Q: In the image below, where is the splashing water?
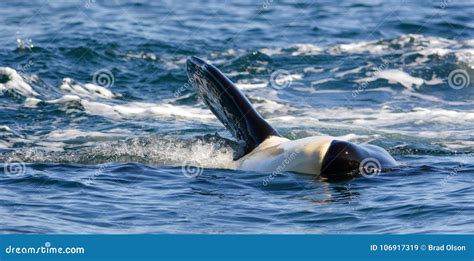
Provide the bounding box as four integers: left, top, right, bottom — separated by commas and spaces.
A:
0, 1, 473, 234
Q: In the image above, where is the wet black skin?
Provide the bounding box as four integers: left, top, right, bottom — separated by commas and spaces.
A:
187, 56, 279, 157
320, 140, 397, 180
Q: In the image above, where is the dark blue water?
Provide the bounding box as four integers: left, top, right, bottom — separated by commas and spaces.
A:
0, 0, 473, 233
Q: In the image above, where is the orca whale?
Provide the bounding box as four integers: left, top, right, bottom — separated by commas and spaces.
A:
186, 56, 397, 180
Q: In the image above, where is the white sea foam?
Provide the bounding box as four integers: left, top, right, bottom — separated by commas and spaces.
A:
261, 35, 473, 69
3, 69, 217, 122
303, 67, 324, 74
0, 125, 13, 132
164, 138, 235, 169
24, 97, 42, 107
335, 64, 371, 78
328, 34, 460, 55
314, 107, 474, 132
357, 69, 424, 89
4, 34, 473, 155
423, 74, 444, 85
46, 129, 127, 141
80, 100, 214, 120
59, 78, 116, 99
125, 51, 157, 61
252, 97, 289, 115
45, 94, 82, 104
3, 135, 236, 168
455, 49, 474, 68
289, 44, 322, 56
0, 140, 11, 149
398, 90, 466, 106
236, 81, 268, 90
276, 73, 303, 84
260, 104, 474, 140
310, 78, 334, 86
417, 48, 451, 57
38, 90, 215, 121
259, 47, 283, 56
371, 107, 467, 125
329, 41, 390, 54
0, 67, 38, 97
226, 71, 250, 77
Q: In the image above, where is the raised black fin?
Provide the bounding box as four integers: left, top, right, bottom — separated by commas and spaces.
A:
186, 56, 280, 158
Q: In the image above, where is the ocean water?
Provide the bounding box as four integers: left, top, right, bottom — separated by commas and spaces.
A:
0, 0, 473, 234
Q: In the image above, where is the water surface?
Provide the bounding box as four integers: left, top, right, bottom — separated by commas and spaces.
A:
0, 0, 473, 233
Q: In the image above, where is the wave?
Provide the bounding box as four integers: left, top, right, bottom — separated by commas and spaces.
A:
0, 135, 236, 169
0, 67, 39, 97
0, 66, 214, 122
1, 34, 473, 159
209, 34, 473, 93
258, 34, 473, 63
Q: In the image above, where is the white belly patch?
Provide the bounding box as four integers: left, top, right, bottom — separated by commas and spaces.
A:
235, 136, 334, 175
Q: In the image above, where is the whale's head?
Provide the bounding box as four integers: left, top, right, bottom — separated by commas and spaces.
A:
320, 140, 397, 180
